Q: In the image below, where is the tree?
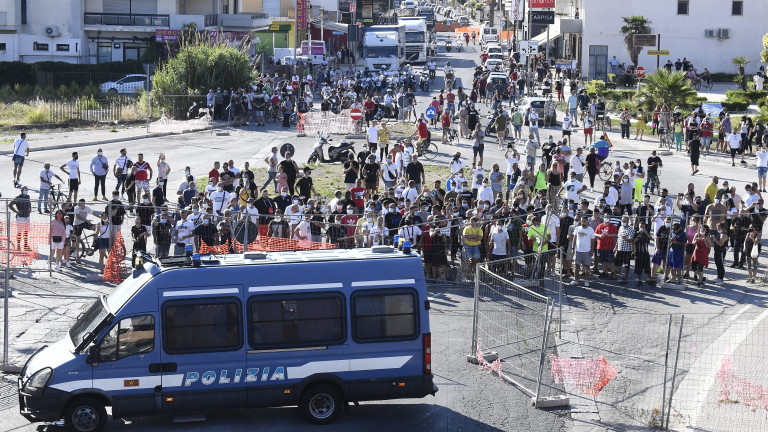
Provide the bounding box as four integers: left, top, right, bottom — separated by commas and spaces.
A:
762, 33, 768, 63
638, 69, 697, 110
732, 56, 750, 91
619, 16, 652, 68
152, 36, 255, 96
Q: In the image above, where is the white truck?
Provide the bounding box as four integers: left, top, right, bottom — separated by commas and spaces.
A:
480, 22, 499, 45
398, 17, 428, 64
300, 40, 326, 65
363, 26, 405, 72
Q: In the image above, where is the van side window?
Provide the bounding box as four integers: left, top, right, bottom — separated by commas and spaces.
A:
164, 300, 241, 353
249, 295, 344, 349
352, 292, 418, 341
99, 315, 154, 361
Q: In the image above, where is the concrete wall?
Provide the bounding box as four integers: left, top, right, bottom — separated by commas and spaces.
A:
581, 0, 767, 77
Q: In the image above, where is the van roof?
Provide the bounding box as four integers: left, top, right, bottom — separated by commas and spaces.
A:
155, 247, 418, 270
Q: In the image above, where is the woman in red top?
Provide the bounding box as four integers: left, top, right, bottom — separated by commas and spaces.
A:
691, 224, 713, 287
441, 111, 452, 144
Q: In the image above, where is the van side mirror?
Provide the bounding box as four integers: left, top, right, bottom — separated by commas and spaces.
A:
86, 345, 99, 365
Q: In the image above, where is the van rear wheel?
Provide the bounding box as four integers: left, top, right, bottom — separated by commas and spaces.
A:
64, 396, 107, 432
300, 384, 343, 425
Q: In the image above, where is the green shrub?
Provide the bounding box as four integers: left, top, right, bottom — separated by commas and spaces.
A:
585, 80, 607, 95
720, 98, 749, 112
25, 104, 49, 124
709, 72, 736, 82
725, 90, 768, 102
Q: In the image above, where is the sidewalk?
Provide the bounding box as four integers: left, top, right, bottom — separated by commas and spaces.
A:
0, 123, 209, 156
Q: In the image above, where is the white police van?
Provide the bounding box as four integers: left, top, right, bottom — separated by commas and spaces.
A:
19, 247, 437, 431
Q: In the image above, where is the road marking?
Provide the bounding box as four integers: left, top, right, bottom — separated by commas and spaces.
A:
670, 309, 768, 429
727, 305, 752, 321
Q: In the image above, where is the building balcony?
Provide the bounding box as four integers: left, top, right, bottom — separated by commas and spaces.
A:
83, 13, 170, 32
204, 13, 270, 30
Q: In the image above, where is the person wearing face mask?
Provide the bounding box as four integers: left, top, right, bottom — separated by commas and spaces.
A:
113, 148, 132, 199
633, 222, 653, 286
172, 210, 195, 255
105, 190, 126, 239
488, 220, 510, 261
279, 152, 300, 195
9, 185, 32, 251
152, 212, 173, 258
613, 216, 634, 283
156, 153, 171, 198
569, 216, 595, 287
182, 214, 219, 247
691, 224, 713, 287
89, 148, 109, 201
95, 213, 112, 272
131, 216, 149, 254
61, 151, 81, 203
618, 175, 634, 216
665, 223, 686, 287
152, 177, 166, 213
135, 193, 155, 235
254, 190, 275, 239
711, 222, 729, 285
384, 203, 402, 243
340, 206, 359, 248
382, 155, 399, 190
50, 210, 68, 270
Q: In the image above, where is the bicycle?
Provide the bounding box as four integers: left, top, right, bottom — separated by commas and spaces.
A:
597, 160, 613, 181
420, 139, 439, 161
49, 182, 67, 212
596, 114, 613, 131
692, 76, 714, 91
71, 230, 97, 262
658, 129, 674, 150
447, 127, 460, 145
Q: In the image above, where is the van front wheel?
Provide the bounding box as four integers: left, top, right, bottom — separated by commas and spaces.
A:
300, 384, 343, 425
64, 397, 108, 432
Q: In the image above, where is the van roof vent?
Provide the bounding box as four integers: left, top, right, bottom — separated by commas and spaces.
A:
244, 252, 268, 260
371, 246, 395, 253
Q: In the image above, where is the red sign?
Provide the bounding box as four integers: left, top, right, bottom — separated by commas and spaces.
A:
350, 108, 363, 120
634, 66, 646, 78
529, 0, 555, 8
297, 0, 308, 29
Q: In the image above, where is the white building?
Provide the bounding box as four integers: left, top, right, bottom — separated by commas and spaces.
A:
579, 0, 767, 80
0, 0, 303, 64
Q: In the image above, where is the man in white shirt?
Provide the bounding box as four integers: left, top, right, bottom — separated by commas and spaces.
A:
756, 145, 768, 192
728, 132, 742, 166
563, 171, 587, 203
38, 163, 62, 213
476, 179, 494, 204
528, 110, 540, 144
173, 210, 196, 255
12, 132, 29, 187
449, 152, 467, 174
489, 221, 510, 260
90, 148, 110, 201
570, 216, 595, 287
569, 147, 585, 182
209, 185, 232, 219
562, 114, 572, 138
401, 180, 420, 203
366, 121, 379, 152
471, 164, 486, 194
113, 148, 132, 198
60, 151, 81, 203
745, 185, 760, 208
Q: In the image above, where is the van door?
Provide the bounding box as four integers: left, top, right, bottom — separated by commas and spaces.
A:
91, 313, 159, 417
157, 287, 246, 413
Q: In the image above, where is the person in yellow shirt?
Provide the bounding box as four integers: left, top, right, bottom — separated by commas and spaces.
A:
527, 216, 550, 253
704, 176, 719, 205
463, 216, 484, 275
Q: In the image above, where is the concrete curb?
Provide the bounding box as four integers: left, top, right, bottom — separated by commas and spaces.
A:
0, 127, 209, 156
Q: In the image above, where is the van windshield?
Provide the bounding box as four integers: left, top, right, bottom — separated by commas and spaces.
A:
69, 296, 110, 350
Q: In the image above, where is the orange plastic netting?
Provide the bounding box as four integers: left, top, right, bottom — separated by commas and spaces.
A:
199, 237, 338, 254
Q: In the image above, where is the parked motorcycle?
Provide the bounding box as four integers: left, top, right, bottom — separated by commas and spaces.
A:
308, 133, 355, 164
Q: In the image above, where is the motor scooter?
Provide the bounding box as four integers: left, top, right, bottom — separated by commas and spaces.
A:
445, 40, 453, 52
308, 132, 355, 164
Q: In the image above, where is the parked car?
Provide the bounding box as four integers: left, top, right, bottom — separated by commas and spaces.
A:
485, 59, 505, 72
487, 72, 509, 98
457, 16, 470, 26
100, 74, 148, 94
518, 97, 547, 126
484, 44, 502, 55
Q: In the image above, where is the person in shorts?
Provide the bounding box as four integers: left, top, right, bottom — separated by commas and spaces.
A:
462, 217, 483, 275
12, 132, 29, 187
570, 216, 595, 287
595, 214, 618, 279
613, 216, 634, 283
666, 222, 686, 286
50, 210, 67, 270
60, 151, 81, 203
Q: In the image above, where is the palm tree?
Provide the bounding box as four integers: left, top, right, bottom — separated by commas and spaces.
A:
732, 56, 751, 90
619, 16, 652, 67
639, 69, 697, 110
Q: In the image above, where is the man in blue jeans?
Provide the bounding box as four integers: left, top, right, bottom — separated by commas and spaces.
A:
567, 91, 579, 127
38, 163, 62, 214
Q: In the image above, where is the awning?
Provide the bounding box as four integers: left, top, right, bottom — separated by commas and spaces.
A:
311, 19, 348, 33
532, 28, 561, 45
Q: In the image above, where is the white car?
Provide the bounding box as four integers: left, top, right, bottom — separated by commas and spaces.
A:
100, 74, 148, 94
517, 97, 548, 126
457, 16, 470, 26
485, 59, 504, 72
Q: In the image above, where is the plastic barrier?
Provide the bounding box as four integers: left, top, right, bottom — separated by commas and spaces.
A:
297, 109, 359, 135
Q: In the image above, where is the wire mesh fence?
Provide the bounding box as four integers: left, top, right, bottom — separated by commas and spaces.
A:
668, 314, 768, 432
469, 262, 567, 406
